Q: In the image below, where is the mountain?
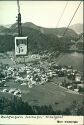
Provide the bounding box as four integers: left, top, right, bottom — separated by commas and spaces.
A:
0, 22, 79, 53
69, 23, 83, 34
5, 24, 12, 28
0, 26, 7, 32
0, 22, 78, 38
22, 22, 78, 38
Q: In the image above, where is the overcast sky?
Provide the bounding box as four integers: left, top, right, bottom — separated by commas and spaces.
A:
0, 1, 83, 28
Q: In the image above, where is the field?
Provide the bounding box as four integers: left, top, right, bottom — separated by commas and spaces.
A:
0, 78, 83, 111
22, 82, 84, 111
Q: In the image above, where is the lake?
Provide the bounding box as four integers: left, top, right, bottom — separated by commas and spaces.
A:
56, 52, 84, 73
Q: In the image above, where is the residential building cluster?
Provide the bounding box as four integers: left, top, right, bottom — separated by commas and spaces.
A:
0, 58, 84, 96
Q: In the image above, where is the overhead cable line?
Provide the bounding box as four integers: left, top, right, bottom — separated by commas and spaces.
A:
63, 1, 82, 36
56, 1, 68, 28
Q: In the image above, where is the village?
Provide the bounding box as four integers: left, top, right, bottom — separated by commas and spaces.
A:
0, 53, 84, 98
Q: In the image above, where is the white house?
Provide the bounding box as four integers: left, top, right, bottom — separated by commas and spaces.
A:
75, 73, 81, 82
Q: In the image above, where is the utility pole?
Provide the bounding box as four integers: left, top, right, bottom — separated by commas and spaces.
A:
17, 0, 22, 36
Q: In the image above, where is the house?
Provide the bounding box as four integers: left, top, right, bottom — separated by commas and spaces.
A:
75, 73, 81, 82
77, 84, 84, 88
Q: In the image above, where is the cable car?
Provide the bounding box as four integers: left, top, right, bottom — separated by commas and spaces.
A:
15, 36, 28, 56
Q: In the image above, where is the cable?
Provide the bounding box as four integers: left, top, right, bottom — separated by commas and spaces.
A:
56, 1, 68, 28
17, 0, 20, 14
63, 1, 82, 36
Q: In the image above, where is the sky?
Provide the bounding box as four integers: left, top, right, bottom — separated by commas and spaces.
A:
0, 1, 83, 28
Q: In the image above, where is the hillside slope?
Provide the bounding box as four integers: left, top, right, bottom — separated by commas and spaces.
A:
0, 22, 78, 53
69, 23, 83, 34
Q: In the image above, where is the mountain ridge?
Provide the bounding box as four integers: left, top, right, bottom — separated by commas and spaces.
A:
0, 22, 79, 53
69, 23, 83, 34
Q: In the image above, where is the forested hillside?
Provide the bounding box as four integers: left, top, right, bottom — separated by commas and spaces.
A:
0, 22, 79, 53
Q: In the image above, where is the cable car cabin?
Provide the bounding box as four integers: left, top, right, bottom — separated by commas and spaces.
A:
15, 37, 28, 56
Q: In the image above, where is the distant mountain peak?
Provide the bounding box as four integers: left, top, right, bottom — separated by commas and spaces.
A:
69, 23, 83, 34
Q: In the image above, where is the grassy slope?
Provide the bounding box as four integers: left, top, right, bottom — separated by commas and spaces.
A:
0, 80, 83, 111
